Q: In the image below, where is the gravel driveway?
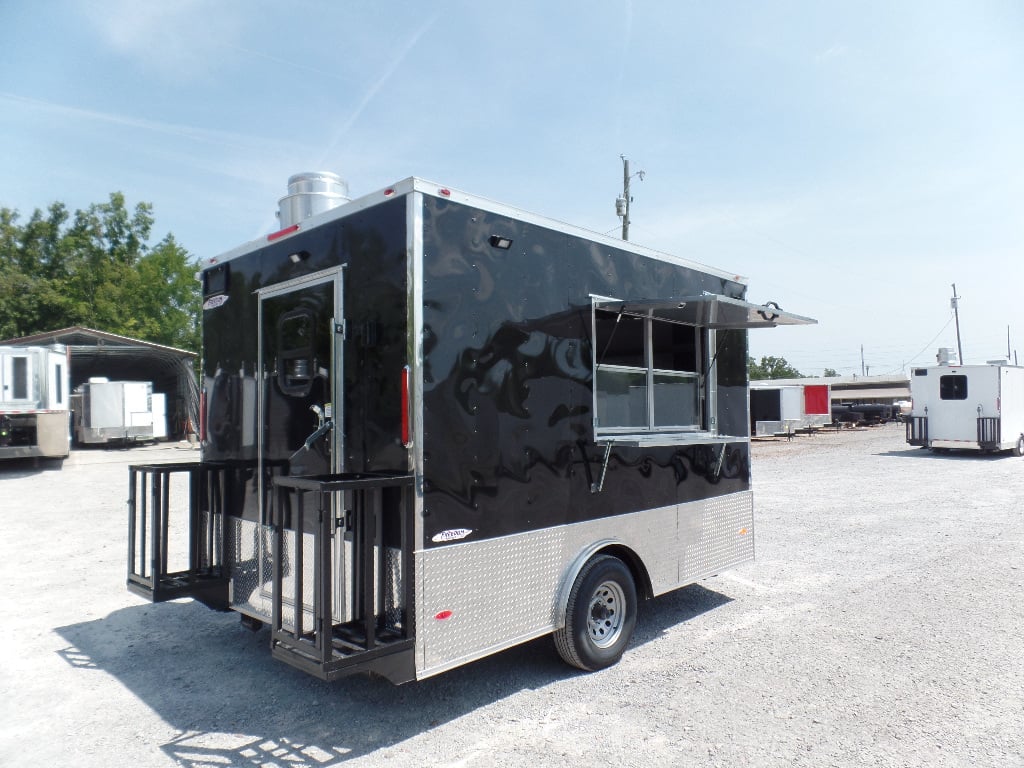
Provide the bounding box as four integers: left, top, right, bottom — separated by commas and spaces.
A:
1, 425, 1021, 767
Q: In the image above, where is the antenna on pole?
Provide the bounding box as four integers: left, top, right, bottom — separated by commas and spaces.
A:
615, 155, 644, 241
951, 283, 964, 364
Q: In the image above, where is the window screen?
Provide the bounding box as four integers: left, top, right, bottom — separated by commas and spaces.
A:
277, 309, 316, 396
202, 264, 230, 297
595, 310, 645, 368
594, 307, 703, 432
939, 374, 967, 400
12, 357, 28, 400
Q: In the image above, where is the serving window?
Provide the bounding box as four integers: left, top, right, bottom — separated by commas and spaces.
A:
594, 307, 703, 434
591, 293, 815, 447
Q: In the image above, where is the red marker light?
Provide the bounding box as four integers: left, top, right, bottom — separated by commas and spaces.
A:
267, 224, 300, 242
384, 188, 395, 197
439, 188, 451, 197
434, 610, 453, 621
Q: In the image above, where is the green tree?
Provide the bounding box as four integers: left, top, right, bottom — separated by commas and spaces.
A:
823, 367, 839, 377
748, 355, 803, 380
0, 194, 199, 351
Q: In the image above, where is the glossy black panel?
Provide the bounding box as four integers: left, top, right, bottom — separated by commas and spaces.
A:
200, 197, 408, 521
199, 190, 753, 545
420, 197, 751, 545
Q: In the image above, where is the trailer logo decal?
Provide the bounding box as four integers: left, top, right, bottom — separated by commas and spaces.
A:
431, 528, 473, 543
203, 294, 229, 310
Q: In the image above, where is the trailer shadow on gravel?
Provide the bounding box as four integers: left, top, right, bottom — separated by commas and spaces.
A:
55, 583, 730, 765
0, 457, 65, 477
878, 446, 1019, 461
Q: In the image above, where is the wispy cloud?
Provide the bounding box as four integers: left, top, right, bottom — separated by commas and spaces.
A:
817, 44, 850, 61
223, 43, 351, 83
315, 12, 441, 168
74, 0, 246, 80
0, 91, 310, 154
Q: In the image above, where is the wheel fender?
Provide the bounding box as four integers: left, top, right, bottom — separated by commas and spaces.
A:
554, 539, 626, 628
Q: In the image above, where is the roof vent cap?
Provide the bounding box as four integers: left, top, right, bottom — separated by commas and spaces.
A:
277, 171, 350, 228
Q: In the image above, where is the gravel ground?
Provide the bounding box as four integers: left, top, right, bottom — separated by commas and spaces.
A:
1, 425, 1021, 767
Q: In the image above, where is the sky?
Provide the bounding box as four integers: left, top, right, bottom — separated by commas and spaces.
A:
1, 1, 1022, 376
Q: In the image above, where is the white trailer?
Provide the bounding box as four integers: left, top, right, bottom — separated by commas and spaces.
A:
72, 379, 158, 444
0, 344, 71, 461
906, 362, 1024, 455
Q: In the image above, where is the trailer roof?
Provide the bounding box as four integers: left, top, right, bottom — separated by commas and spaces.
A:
203, 177, 752, 287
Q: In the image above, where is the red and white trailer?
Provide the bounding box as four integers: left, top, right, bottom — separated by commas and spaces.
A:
749, 382, 831, 436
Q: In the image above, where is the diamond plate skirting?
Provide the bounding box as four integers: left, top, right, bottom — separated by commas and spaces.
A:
221, 492, 753, 677
415, 490, 754, 678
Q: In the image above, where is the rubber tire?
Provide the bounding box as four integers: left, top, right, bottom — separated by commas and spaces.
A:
554, 554, 638, 672
1015, 436, 1024, 457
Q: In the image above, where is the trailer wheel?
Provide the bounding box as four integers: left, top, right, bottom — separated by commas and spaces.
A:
1015, 435, 1024, 457
554, 554, 637, 672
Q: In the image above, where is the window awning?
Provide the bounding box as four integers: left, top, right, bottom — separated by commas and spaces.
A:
595, 294, 816, 329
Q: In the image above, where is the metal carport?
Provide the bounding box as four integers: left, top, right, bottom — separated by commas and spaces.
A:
0, 327, 198, 440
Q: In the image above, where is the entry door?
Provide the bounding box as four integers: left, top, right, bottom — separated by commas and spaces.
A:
257, 268, 344, 518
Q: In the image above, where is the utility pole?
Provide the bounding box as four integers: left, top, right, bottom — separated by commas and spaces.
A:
615, 155, 644, 241
860, 344, 865, 377
951, 283, 963, 364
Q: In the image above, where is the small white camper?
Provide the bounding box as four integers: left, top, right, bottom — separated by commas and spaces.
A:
906, 362, 1024, 455
0, 344, 71, 461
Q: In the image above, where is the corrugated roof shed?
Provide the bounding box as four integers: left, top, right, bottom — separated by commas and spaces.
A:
1, 326, 198, 438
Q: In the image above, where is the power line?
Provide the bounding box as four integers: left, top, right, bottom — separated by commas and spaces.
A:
902, 312, 955, 368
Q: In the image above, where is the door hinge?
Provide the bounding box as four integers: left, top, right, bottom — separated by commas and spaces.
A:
334, 319, 346, 338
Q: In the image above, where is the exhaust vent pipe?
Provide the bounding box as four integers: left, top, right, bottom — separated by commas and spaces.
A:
277, 171, 350, 228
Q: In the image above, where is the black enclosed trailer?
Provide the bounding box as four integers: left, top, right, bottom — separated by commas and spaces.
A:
127, 173, 813, 683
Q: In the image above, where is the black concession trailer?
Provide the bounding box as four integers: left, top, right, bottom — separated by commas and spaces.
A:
127, 173, 814, 683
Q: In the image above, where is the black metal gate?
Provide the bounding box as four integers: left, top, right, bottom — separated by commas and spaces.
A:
270, 472, 416, 683
906, 416, 928, 447
127, 462, 229, 609
978, 416, 1000, 449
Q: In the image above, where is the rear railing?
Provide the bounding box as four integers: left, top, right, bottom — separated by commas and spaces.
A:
127, 462, 229, 609
271, 472, 416, 683
906, 416, 928, 447
978, 417, 1000, 449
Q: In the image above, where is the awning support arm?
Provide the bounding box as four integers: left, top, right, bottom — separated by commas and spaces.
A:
713, 443, 727, 478
591, 442, 614, 493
